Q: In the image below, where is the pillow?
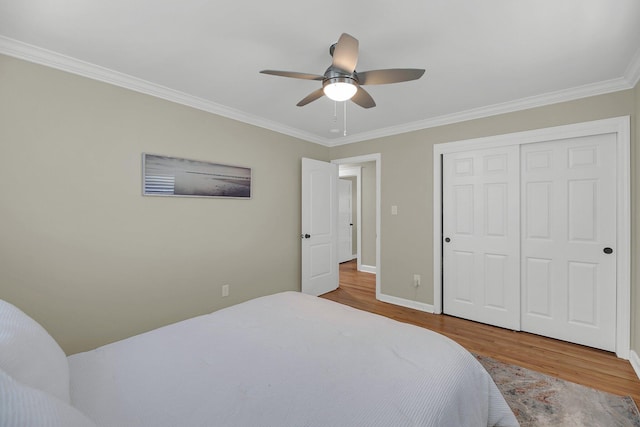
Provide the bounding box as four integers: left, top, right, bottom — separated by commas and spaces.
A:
0, 370, 97, 427
0, 299, 70, 403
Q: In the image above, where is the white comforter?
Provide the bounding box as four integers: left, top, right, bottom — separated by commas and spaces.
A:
68, 292, 518, 426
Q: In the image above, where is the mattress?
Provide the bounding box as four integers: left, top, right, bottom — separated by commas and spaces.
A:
68, 291, 518, 426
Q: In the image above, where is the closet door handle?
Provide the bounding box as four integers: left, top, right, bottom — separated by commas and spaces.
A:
444, 237, 451, 243
603, 247, 613, 254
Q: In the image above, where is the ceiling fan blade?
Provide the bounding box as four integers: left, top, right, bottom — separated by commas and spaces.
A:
331, 33, 359, 74
351, 87, 376, 109
260, 70, 324, 81
357, 68, 425, 85
296, 88, 325, 107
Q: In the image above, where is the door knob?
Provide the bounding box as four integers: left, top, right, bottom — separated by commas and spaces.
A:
603, 247, 613, 254
301, 234, 311, 239
445, 237, 451, 243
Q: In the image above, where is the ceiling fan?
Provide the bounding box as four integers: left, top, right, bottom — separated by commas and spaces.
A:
260, 33, 425, 108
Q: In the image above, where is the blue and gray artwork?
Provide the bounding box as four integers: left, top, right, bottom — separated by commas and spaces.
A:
144, 154, 251, 198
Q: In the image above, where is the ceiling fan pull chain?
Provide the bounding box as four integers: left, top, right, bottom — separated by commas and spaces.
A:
344, 101, 347, 136
333, 101, 338, 122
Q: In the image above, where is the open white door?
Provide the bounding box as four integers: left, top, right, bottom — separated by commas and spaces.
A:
301, 158, 338, 296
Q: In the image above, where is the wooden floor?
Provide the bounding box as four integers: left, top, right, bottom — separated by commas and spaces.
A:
321, 260, 640, 406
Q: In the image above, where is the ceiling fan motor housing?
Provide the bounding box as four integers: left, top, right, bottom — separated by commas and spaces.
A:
323, 75, 359, 88
324, 66, 358, 83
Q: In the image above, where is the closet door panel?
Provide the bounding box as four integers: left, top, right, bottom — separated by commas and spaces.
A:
443, 146, 520, 330
521, 134, 617, 352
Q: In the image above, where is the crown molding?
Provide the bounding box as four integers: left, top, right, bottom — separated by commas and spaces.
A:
624, 46, 640, 88
0, 36, 330, 146
1, 35, 635, 149
327, 76, 634, 146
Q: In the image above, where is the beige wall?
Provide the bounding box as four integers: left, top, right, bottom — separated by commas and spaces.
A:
329, 89, 639, 353
0, 55, 328, 354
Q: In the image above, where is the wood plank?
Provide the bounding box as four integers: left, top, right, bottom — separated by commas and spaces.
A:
321, 260, 640, 405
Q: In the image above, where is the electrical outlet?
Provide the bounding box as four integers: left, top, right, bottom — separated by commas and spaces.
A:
413, 274, 421, 288
222, 284, 229, 297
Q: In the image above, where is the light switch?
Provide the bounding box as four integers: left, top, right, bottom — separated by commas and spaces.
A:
391, 205, 398, 215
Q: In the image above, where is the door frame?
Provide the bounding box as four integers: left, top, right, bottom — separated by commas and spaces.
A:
339, 167, 361, 268
432, 116, 631, 359
332, 154, 381, 300
337, 177, 354, 263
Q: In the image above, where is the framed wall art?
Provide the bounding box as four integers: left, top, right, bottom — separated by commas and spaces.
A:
142, 154, 251, 199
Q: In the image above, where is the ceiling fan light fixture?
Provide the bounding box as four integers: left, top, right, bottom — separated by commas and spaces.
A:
323, 77, 358, 102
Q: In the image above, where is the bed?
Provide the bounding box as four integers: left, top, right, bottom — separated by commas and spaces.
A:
0, 291, 519, 426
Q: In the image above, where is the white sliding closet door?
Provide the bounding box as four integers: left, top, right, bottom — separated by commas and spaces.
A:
521, 134, 617, 351
442, 146, 520, 330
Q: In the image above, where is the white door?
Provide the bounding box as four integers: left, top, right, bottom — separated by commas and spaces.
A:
521, 134, 617, 351
338, 179, 353, 263
301, 158, 338, 296
442, 146, 520, 330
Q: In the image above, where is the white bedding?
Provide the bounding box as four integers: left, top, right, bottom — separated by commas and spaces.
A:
68, 292, 518, 426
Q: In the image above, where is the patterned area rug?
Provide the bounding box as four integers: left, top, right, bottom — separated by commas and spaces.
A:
476, 355, 640, 427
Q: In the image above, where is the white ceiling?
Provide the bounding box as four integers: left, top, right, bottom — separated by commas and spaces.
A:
1, 0, 639, 146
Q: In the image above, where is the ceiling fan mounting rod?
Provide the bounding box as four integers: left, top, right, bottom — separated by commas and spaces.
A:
329, 42, 337, 57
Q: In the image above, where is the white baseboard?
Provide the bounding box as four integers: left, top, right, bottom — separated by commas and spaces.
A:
359, 265, 377, 274
378, 293, 434, 313
630, 350, 640, 380
377, 293, 640, 381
